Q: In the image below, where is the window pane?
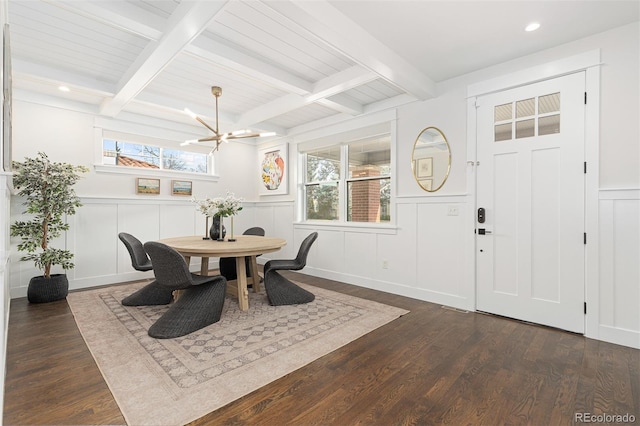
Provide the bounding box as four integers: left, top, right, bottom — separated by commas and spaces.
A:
103, 140, 160, 168
163, 149, 208, 173
348, 137, 390, 178
305, 184, 338, 220
306, 147, 340, 182
103, 139, 209, 174
348, 178, 390, 222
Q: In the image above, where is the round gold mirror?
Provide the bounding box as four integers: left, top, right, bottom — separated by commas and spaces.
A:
411, 127, 451, 192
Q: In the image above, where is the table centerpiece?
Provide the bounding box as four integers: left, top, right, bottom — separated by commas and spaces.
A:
192, 191, 243, 241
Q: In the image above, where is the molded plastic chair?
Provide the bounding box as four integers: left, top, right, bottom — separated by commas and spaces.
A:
144, 241, 227, 339
263, 232, 318, 306
219, 227, 265, 282
118, 232, 174, 306
119, 232, 152, 271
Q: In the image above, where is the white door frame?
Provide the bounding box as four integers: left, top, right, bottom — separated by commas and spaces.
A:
466, 49, 601, 340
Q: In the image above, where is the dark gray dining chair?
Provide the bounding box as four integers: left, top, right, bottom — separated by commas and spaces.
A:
118, 232, 174, 306
263, 232, 317, 306
219, 226, 265, 282
143, 241, 227, 339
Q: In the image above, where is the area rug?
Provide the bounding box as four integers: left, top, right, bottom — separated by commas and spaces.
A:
67, 281, 408, 425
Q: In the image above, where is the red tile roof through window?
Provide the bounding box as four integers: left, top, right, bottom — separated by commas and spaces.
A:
116, 155, 159, 169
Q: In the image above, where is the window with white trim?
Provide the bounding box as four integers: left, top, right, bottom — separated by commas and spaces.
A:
303, 134, 391, 223
102, 138, 209, 174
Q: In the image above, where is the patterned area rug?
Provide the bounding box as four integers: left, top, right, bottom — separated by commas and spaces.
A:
67, 281, 408, 425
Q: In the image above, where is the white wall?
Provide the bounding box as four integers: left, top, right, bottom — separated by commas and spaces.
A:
1, 0, 10, 412
7, 23, 639, 349
287, 22, 639, 348
8, 101, 294, 293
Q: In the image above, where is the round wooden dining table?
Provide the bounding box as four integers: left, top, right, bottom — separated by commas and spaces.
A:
158, 235, 286, 311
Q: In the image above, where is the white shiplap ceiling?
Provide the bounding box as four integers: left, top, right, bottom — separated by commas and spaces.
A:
7, 0, 640, 142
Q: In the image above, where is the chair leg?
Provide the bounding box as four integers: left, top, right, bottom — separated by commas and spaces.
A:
148, 281, 227, 339
122, 281, 174, 306
264, 271, 315, 306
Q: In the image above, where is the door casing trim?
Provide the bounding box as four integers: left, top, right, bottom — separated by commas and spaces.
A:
466, 49, 601, 340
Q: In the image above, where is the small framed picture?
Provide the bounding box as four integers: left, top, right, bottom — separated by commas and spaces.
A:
136, 178, 160, 195
420, 179, 433, 191
171, 180, 192, 196
416, 157, 433, 178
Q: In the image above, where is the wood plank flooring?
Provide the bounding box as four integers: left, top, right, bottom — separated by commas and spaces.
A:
4, 271, 639, 425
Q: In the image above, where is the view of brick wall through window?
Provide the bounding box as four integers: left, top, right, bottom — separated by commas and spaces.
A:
350, 165, 381, 222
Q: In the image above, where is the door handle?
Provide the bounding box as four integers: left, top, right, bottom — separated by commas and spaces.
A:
478, 228, 492, 235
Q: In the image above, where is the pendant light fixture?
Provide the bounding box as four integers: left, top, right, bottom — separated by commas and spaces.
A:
182, 86, 275, 152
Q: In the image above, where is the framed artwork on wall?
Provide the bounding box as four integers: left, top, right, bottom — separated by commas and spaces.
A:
171, 180, 192, 196
416, 157, 433, 178
136, 178, 160, 195
258, 142, 288, 196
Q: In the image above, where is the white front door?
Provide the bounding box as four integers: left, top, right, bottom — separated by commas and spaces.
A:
476, 72, 586, 333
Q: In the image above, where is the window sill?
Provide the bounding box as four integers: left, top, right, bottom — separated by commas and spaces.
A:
294, 220, 398, 234
94, 164, 220, 182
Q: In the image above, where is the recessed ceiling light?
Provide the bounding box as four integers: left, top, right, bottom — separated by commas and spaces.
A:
58, 85, 70, 92
525, 22, 541, 32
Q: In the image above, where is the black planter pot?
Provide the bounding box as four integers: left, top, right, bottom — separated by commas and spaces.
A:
27, 274, 69, 303
209, 215, 227, 241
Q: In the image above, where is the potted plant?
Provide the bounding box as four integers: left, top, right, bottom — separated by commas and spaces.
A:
10, 152, 89, 303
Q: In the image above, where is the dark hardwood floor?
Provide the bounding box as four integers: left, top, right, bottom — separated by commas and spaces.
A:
4, 271, 639, 425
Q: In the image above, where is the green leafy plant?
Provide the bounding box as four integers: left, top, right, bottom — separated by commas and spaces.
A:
10, 152, 89, 278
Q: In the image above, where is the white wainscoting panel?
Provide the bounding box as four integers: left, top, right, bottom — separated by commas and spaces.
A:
160, 205, 197, 239
344, 231, 377, 279
305, 228, 345, 273
294, 195, 471, 311
252, 202, 296, 259
599, 189, 640, 349
72, 202, 119, 280
12, 198, 203, 296
416, 202, 468, 305
378, 203, 418, 287
0, 173, 11, 412
7, 188, 637, 351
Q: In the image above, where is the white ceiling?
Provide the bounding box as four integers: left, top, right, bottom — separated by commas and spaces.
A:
7, 0, 640, 142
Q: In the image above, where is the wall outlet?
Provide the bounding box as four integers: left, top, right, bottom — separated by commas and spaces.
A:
382, 259, 389, 269
447, 206, 459, 216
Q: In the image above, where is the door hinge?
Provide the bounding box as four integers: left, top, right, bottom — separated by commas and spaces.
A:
584, 92, 587, 104
584, 233, 587, 244
584, 162, 587, 174
584, 302, 587, 314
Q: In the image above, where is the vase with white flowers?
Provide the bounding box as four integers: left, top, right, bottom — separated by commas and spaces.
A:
192, 192, 243, 241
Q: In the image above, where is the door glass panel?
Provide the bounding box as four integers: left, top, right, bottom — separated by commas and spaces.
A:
516, 119, 535, 139
539, 93, 560, 114
516, 98, 535, 118
495, 123, 512, 141
495, 103, 512, 121
539, 114, 560, 135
